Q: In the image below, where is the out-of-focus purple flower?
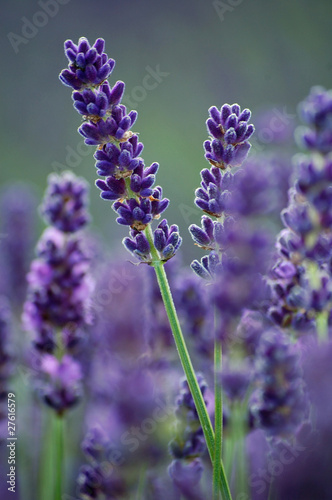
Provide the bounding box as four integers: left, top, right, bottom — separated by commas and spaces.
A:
295, 156, 332, 229
168, 375, 207, 499
72, 80, 125, 118
212, 225, 272, 332
169, 374, 207, 459
0, 184, 37, 306
23, 228, 93, 351
250, 329, 306, 437
168, 458, 205, 500
275, 340, 332, 499
236, 309, 268, 357
0, 297, 13, 440
204, 103, 254, 169
254, 107, 295, 144
39, 354, 82, 414
94, 133, 144, 177
41, 171, 90, 233
220, 365, 252, 401
79, 104, 137, 145
174, 272, 213, 358
59, 37, 115, 90
296, 86, 332, 154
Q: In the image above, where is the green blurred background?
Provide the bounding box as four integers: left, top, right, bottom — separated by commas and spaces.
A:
1, 0, 332, 262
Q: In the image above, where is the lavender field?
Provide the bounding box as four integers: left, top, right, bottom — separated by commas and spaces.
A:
1, 2, 332, 499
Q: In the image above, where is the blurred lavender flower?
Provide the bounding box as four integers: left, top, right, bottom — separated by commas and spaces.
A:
0, 297, 13, 440
296, 86, 332, 154
250, 329, 306, 437
168, 375, 207, 499
77, 425, 126, 500
40, 171, 90, 233
23, 172, 93, 414
174, 272, 214, 359
0, 184, 37, 307
275, 340, 332, 499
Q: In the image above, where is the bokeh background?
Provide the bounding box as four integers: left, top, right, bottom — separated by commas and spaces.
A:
1, 0, 332, 262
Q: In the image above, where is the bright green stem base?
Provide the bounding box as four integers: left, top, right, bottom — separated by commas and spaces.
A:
150, 256, 232, 500
54, 413, 64, 500
213, 339, 223, 500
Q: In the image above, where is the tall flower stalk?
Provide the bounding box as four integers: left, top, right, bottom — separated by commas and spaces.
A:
59, 36, 231, 498
189, 102, 255, 498
23, 171, 93, 499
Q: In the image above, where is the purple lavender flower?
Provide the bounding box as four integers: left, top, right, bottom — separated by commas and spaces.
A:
194, 167, 234, 217
191, 250, 222, 280
39, 354, 82, 414
250, 329, 306, 437
79, 104, 138, 145
23, 228, 93, 351
296, 86, 332, 154
60, 36, 181, 266
204, 103, 254, 169
0, 184, 37, 306
123, 219, 182, 264
174, 272, 214, 358
94, 134, 144, 177
168, 375, 207, 499
275, 340, 332, 499
59, 37, 115, 90
23, 171, 93, 418
41, 171, 90, 233
72, 80, 125, 118
220, 365, 252, 401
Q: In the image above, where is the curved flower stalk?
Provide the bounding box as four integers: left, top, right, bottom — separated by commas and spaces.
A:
22, 171, 93, 500
189, 103, 255, 500
59, 37, 231, 499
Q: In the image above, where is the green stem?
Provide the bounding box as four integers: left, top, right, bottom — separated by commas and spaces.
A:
54, 413, 64, 500
146, 225, 232, 500
213, 339, 222, 500
233, 401, 249, 499
39, 410, 54, 500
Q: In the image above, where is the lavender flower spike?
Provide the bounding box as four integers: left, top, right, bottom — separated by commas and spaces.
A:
251, 329, 306, 436
204, 103, 255, 169
59, 37, 115, 90
41, 171, 90, 233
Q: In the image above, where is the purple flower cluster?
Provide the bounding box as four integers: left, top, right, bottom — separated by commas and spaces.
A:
59, 37, 115, 91
0, 185, 37, 307
77, 426, 126, 499
205, 104, 254, 169
250, 329, 306, 436
60, 37, 181, 264
296, 86, 332, 154
268, 87, 332, 339
40, 171, 90, 233
23, 172, 93, 414
168, 375, 207, 498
